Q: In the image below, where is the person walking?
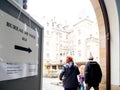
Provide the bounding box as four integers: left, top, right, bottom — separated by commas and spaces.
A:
84, 55, 102, 90
59, 56, 80, 90
79, 65, 85, 90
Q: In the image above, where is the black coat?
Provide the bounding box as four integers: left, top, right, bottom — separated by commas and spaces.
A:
84, 61, 102, 86
59, 62, 80, 88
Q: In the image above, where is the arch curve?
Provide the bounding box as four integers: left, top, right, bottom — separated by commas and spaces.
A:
90, 0, 110, 90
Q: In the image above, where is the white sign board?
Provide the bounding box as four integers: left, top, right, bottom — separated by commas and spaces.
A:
0, 10, 39, 81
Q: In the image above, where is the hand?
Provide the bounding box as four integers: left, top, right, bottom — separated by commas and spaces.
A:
62, 78, 64, 81
60, 77, 64, 81
85, 83, 88, 87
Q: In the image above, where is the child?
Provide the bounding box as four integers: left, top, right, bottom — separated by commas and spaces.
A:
79, 74, 84, 90
79, 65, 85, 90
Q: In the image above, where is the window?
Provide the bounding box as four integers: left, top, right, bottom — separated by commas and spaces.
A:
78, 29, 81, 35
66, 35, 68, 39
47, 30, 49, 35
47, 22, 49, 26
78, 40, 81, 45
59, 33, 62, 38
46, 53, 49, 58
46, 41, 49, 46
78, 51, 81, 57
52, 65, 56, 69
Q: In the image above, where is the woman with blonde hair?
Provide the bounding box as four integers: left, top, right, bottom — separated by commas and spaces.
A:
59, 56, 80, 90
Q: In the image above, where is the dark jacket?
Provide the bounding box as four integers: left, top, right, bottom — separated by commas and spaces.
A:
59, 62, 80, 88
84, 61, 102, 86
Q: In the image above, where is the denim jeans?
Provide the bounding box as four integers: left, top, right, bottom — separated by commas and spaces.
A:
80, 81, 84, 90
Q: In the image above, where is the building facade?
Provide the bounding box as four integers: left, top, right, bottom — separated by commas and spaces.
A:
42, 17, 99, 73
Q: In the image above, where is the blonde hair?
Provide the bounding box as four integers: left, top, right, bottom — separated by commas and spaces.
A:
79, 65, 85, 75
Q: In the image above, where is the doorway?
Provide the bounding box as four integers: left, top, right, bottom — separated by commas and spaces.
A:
40, 0, 110, 90
27, 0, 111, 90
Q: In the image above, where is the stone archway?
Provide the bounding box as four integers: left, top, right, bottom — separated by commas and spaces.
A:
90, 0, 110, 90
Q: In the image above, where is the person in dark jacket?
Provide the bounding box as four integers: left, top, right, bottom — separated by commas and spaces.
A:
84, 55, 102, 90
59, 56, 80, 90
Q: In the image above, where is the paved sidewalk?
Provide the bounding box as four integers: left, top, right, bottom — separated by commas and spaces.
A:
43, 77, 106, 90
43, 78, 63, 90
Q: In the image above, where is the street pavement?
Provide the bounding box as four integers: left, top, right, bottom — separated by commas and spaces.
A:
42, 77, 105, 90
42, 77, 63, 90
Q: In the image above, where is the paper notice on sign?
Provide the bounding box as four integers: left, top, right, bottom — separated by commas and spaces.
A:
0, 62, 38, 81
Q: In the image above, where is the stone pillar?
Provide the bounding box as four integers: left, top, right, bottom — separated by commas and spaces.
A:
91, 0, 106, 89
